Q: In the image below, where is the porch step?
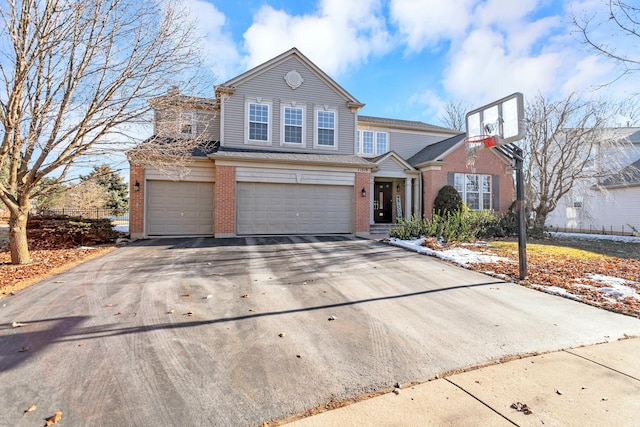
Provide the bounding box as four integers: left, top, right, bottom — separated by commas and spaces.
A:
369, 223, 399, 236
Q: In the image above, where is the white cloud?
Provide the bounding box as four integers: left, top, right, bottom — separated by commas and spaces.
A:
183, 0, 241, 82
389, 0, 476, 51
242, 0, 392, 76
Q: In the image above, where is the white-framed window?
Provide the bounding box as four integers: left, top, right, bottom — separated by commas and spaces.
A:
315, 107, 337, 149
246, 99, 272, 144
454, 173, 492, 210
362, 131, 374, 154
356, 130, 389, 156
356, 130, 361, 153
281, 104, 305, 145
178, 112, 195, 136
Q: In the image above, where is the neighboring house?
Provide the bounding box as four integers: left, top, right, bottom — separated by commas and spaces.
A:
546, 128, 640, 234
129, 48, 515, 239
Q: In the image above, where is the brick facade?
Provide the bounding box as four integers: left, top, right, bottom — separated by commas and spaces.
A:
214, 165, 236, 237
354, 171, 371, 236
129, 163, 145, 239
422, 144, 514, 217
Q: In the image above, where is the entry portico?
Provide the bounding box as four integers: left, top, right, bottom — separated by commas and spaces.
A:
369, 151, 420, 224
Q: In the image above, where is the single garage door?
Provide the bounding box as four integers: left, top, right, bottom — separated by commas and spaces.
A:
147, 181, 214, 236
237, 183, 353, 235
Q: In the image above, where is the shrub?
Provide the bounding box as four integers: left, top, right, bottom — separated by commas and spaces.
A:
433, 185, 464, 216
389, 209, 519, 242
27, 215, 119, 246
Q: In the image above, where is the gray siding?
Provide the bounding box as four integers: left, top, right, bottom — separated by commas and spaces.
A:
222, 56, 356, 155
376, 158, 408, 177
154, 107, 218, 141
357, 124, 449, 159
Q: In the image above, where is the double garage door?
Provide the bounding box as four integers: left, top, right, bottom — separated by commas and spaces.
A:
237, 183, 353, 235
147, 181, 214, 236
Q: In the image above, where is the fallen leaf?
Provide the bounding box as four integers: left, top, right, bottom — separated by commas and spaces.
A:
115, 312, 122, 316
12, 321, 27, 327
23, 404, 37, 414
186, 311, 194, 316
278, 333, 286, 337
328, 316, 337, 321
45, 411, 62, 425
248, 308, 257, 312
204, 294, 213, 299
19, 346, 29, 352
182, 294, 190, 297
511, 402, 532, 415
78, 343, 86, 347
167, 309, 175, 314
241, 294, 249, 298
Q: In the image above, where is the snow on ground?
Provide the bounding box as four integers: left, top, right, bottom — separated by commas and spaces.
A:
550, 232, 640, 243
388, 237, 508, 267
388, 236, 640, 305
113, 224, 129, 233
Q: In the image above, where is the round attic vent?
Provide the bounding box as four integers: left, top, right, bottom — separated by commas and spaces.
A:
284, 70, 304, 89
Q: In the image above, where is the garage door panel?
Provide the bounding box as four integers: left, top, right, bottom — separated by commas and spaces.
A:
147, 181, 214, 236
237, 183, 352, 235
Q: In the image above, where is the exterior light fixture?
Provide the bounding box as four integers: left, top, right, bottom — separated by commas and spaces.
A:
396, 183, 401, 192
361, 187, 367, 197
134, 181, 140, 192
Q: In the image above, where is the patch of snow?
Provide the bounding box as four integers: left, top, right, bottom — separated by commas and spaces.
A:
113, 224, 129, 233
541, 286, 580, 300
588, 274, 639, 287
387, 238, 508, 267
77, 246, 96, 250
550, 232, 640, 243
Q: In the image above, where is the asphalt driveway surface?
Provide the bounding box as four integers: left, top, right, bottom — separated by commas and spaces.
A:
2, 236, 640, 426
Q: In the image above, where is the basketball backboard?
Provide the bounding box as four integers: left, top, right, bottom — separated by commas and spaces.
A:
465, 92, 525, 145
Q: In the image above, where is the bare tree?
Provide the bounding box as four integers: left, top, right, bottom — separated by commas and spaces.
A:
522, 93, 624, 235
0, 0, 206, 264
438, 100, 470, 131
573, 0, 640, 79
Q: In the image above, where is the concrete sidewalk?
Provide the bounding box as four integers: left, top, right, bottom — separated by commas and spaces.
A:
286, 338, 640, 426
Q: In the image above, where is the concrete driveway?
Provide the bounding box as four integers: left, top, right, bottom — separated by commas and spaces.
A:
1, 236, 640, 426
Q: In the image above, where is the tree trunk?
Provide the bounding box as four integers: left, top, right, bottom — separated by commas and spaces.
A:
531, 211, 548, 238
9, 206, 31, 264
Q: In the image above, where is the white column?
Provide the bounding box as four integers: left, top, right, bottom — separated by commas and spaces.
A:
405, 178, 412, 219
413, 177, 420, 217
369, 176, 375, 225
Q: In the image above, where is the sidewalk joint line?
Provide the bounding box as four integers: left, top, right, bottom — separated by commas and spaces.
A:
565, 350, 640, 382
444, 378, 520, 426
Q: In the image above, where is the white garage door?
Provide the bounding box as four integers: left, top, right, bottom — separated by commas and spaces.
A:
237, 183, 353, 235
147, 181, 214, 236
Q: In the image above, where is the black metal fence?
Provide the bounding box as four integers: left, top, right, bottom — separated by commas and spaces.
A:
38, 208, 129, 223
547, 225, 638, 237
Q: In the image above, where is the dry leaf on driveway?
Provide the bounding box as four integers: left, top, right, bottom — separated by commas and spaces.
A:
23, 404, 37, 414
44, 411, 62, 425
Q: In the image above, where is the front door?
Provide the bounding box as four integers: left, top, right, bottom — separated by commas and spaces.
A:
374, 182, 393, 223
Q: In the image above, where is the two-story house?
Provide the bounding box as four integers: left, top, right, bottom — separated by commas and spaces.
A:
129, 48, 515, 239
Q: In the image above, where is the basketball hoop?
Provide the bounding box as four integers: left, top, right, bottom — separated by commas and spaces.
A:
464, 134, 496, 166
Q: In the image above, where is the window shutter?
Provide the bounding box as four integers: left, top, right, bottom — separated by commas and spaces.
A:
492, 175, 500, 211
447, 172, 455, 186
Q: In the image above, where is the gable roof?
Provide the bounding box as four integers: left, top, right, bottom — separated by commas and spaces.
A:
368, 151, 416, 171
215, 47, 364, 109
407, 133, 466, 167
599, 158, 640, 188
358, 115, 458, 134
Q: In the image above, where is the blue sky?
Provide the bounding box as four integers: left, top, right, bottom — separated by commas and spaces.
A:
184, 0, 638, 127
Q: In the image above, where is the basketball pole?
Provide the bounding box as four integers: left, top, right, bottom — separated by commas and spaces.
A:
497, 143, 527, 280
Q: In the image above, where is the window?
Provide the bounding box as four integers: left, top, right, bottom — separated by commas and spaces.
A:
179, 112, 194, 135
376, 132, 388, 154
454, 173, 492, 210
356, 130, 361, 153
362, 131, 374, 154
282, 105, 304, 144
315, 109, 336, 148
356, 130, 388, 156
246, 100, 272, 144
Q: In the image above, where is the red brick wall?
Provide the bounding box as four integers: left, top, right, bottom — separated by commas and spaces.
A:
129, 163, 145, 238
354, 172, 370, 234
422, 144, 515, 217
214, 165, 236, 236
